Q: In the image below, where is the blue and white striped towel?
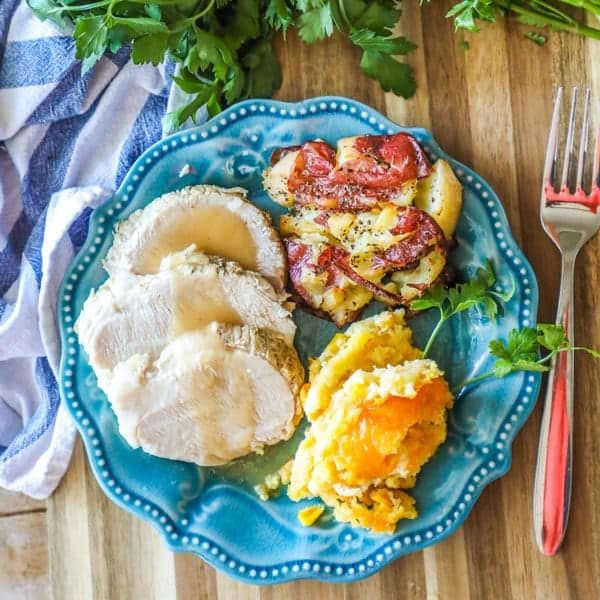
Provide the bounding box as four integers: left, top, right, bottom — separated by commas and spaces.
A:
0, 1, 203, 498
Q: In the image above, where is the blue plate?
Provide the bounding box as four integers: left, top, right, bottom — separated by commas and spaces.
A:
58, 97, 541, 584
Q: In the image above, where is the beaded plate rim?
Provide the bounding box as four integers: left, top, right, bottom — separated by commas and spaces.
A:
57, 96, 541, 584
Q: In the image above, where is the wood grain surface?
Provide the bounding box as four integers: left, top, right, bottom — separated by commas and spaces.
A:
3, 2, 600, 598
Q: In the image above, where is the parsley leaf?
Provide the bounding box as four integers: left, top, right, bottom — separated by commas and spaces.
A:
414, 267, 600, 393
412, 261, 515, 356
298, 3, 335, 42
223, 63, 245, 104
131, 32, 169, 66
489, 327, 538, 362
170, 70, 206, 94
350, 29, 417, 54
360, 50, 416, 97
108, 16, 169, 35
480, 327, 553, 381
186, 30, 234, 80
410, 285, 448, 313
525, 31, 547, 44
536, 324, 569, 352
27, 0, 600, 133
28, 0, 421, 130
224, 0, 260, 50
162, 83, 214, 132
446, 0, 497, 32
74, 16, 109, 73
445, 262, 504, 318
27, 0, 68, 27
266, 0, 294, 32
444, 0, 600, 41
458, 323, 600, 392
351, 1, 401, 34
448, 279, 493, 314
492, 357, 549, 377
144, 4, 162, 21
241, 38, 282, 98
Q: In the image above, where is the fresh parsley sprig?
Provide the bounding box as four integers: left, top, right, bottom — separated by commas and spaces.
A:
442, 0, 600, 42
411, 262, 600, 392
411, 260, 515, 356
28, 0, 418, 131
27, 0, 600, 125
457, 323, 600, 391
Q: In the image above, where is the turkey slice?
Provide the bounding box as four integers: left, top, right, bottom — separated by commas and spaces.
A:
105, 184, 287, 291
75, 249, 296, 389
106, 324, 304, 466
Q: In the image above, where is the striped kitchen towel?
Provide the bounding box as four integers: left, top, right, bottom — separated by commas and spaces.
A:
0, 1, 203, 498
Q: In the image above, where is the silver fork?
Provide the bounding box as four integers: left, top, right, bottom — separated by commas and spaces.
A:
534, 86, 600, 555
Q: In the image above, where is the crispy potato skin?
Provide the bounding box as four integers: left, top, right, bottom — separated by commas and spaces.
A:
282, 206, 447, 325
264, 135, 463, 325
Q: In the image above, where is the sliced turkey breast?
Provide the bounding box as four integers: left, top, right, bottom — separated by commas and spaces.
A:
105, 184, 287, 291
75, 249, 296, 388
106, 324, 304, 466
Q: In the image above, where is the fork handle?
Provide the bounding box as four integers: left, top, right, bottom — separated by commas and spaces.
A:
533, 253, 575, 555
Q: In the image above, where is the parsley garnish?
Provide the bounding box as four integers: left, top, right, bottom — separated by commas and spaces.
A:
27, 0, 600, 128
411, 262, 600, 392
411, 260, 514, 356
457, 324, 600, 391
525, 31, 547, 45
443, 0, 600, 41
28, 0, 418, 131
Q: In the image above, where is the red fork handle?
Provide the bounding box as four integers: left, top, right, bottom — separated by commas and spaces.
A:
533, 258, 575, 555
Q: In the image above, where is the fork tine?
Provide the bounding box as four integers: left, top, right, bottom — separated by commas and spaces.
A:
575, 88, 590, 192
543, 87, 563, 199
560, 86, 578, 192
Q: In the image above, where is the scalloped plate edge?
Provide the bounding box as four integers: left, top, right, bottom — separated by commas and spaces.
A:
58, 96, 542, 584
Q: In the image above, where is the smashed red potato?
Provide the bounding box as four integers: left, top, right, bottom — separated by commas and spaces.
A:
265, 134, 430, 211
264, 133, 460, 326
281, 206, 447, 326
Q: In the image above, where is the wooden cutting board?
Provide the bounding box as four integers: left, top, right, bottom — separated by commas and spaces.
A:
3, 1, 600, 598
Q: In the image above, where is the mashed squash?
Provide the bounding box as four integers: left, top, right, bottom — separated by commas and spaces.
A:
288, 311, 453, 533
302, 310, 421, 420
